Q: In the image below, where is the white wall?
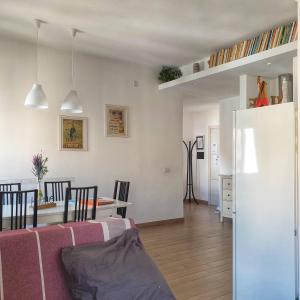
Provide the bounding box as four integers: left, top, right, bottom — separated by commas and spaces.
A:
183, 109, 219, 201
219, 96, 240, 175
182, 111, 194, 140
0, 37, 184, 224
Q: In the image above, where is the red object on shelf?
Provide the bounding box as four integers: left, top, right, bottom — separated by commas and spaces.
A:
256, 97, 269, 107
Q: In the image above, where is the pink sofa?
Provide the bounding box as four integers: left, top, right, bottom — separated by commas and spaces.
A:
0, 218, 135, 300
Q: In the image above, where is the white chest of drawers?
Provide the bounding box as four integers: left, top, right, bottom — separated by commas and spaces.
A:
219, 175, 232, 222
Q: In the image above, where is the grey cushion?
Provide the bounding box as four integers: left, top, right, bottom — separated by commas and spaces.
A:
61, 228, 176, 300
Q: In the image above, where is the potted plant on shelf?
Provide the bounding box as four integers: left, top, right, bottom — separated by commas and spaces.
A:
32, 152, 48, 204
158, 66, 182, 83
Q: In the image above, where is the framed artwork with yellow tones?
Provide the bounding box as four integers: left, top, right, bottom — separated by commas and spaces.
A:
59, 116, 88, 151
105, 105, 128, 137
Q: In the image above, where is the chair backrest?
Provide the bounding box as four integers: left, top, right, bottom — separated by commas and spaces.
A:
113, 180, 130, 218
44, 180, 71, 202
64, 186, 98, 223
0, 183, 21, 204
113, 180, 130, 202
0, 189, 38, 231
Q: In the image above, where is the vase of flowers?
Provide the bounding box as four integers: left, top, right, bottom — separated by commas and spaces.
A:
32, 152, 48, 204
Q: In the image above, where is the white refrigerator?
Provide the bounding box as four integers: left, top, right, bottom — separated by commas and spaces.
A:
233, 102, 297, 300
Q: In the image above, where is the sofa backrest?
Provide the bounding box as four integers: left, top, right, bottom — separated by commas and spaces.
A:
0, 218, 135, 300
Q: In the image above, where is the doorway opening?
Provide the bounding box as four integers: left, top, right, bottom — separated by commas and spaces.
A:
182, 107, 220, 204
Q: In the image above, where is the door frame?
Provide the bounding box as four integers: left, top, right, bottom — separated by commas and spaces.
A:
208, 125, 220, 206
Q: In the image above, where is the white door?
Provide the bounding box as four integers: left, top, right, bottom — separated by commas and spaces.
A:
209, 127, 220, 206
234, 103, 296, 300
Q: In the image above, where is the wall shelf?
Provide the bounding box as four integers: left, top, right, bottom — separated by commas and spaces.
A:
158, 42, 297, 101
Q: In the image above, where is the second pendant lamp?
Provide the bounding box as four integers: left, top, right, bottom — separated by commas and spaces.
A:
61, 29, 83, 113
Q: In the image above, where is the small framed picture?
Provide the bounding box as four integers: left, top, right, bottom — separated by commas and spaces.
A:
59, 116, 88, 151
196, 135, 205, 150
105, 105, 128, 137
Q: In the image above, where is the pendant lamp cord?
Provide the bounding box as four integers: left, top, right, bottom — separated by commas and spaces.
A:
35, 20, 41, 84
71, 29, 77, 90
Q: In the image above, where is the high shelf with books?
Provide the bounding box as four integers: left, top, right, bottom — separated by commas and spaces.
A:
209, 21, 297, 68
158, 21, 297, 96
158, 41, 297, 99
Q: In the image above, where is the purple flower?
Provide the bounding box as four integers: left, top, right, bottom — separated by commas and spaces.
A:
32, 152, 48, 181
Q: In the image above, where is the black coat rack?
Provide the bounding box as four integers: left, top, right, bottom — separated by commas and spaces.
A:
183, 140, 199, 204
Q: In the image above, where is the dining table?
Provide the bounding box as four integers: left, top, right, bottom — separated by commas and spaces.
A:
1, 197, 132, 229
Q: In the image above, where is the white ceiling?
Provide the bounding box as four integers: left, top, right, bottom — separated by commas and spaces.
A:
0, 0, 297, 67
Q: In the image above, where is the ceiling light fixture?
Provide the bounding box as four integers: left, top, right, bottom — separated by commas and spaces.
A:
61, 29, 83, 113
24, 19, 48, 109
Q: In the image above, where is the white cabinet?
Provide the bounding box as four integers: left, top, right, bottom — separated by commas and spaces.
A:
219, 175, 232, 221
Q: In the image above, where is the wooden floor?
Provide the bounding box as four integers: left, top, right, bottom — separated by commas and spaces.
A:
139, 203, 232, 300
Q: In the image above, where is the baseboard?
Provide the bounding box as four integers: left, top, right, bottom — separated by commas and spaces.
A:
137, 217, 184, 228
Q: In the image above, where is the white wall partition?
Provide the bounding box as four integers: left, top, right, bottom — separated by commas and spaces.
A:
234, 103, 296, 300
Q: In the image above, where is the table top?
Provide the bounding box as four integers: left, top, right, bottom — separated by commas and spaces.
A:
2, 197, 132, 219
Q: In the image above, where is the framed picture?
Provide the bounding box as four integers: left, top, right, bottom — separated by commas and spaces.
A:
105, 105, 128, 137
59, 116, 88, 151
196, 135, 205, 150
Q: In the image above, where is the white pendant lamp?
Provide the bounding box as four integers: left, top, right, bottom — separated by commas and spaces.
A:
61, 29, 83, 113
25, 19, 48, 109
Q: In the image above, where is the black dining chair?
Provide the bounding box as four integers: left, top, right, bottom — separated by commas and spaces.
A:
113, 180, 130, 218
64, 186, 98, 223
0, 183, 21, 205
0, 189, 38, 231
44, 180, 71, 202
